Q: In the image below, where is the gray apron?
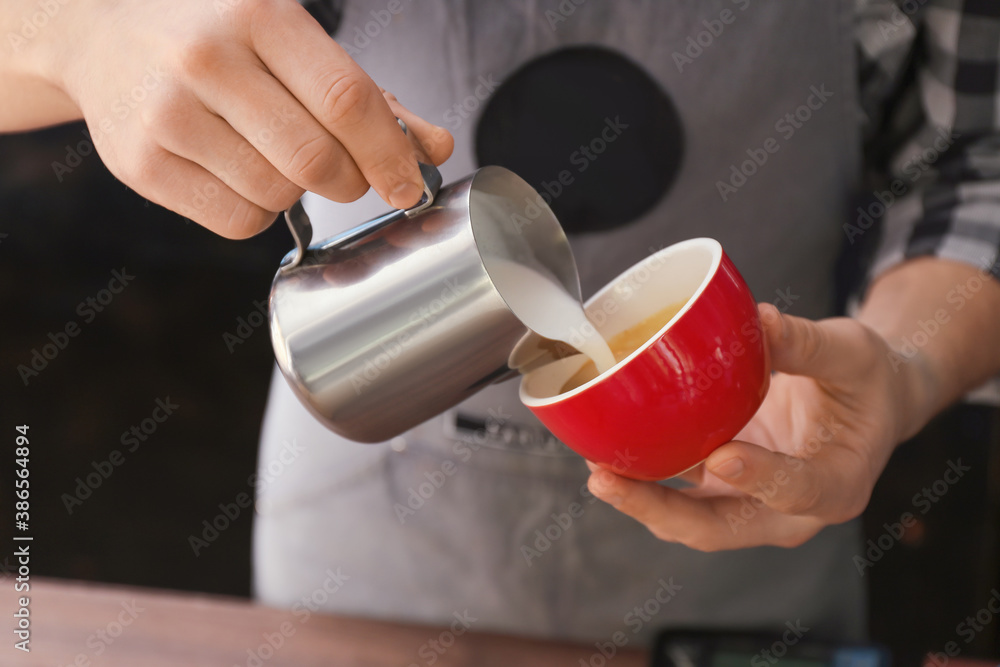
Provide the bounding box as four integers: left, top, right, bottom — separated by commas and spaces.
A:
254, 0, 865, 643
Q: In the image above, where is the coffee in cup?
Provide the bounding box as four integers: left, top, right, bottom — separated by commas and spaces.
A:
560, 300, 687, 393
519, 238, 770, 480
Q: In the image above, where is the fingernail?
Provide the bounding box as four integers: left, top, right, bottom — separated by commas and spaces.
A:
710, 456, 745, 479
389, 181, 422, 209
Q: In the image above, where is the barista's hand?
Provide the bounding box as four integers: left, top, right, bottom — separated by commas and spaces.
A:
4, 0, 453, 238
586, 303, 927, 550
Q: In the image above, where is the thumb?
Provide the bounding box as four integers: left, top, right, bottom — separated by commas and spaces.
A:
381, 89, 454, 167
759, 303, 866, 383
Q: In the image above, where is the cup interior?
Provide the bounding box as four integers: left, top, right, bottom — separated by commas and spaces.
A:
520, 238, 722, 404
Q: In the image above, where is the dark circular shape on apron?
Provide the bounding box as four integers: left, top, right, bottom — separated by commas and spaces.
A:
475, 46, 684, 234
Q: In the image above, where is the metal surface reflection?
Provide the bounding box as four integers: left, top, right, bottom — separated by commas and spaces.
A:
269, 165, 578, 443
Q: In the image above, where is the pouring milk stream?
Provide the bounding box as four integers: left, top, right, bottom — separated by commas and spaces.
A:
268, 162, 620, 443
486, 258, 617, 375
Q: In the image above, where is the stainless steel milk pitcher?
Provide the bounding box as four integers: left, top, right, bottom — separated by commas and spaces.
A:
268, 146, 579, 442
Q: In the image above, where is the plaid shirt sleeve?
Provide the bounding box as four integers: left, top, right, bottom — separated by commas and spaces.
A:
857, 0, 1000, 284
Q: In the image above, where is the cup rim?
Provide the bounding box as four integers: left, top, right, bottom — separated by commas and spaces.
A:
520, 237, 723, 407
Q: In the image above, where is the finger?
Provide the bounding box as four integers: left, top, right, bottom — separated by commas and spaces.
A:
119, 145, 275, 238
381, 89, 454, 166
149, 95, 305, 213
249, 2, 425, 208
704, 439, 870, 523
759, 303, 878, 385
587, 465, 719, 541
587, 466, 824, 550
179, 43, 370, 204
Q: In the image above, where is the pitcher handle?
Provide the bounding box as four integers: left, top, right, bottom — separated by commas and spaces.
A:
281, 118, 443, 272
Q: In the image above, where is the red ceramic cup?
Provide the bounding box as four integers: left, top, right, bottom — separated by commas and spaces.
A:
519, 238, 770, 481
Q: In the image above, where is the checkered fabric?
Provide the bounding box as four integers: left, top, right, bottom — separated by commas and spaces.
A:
858, 0, 1000, 282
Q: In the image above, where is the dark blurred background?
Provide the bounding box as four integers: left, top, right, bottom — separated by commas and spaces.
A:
0, 122, 287, 598
1, 122, 999, 665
